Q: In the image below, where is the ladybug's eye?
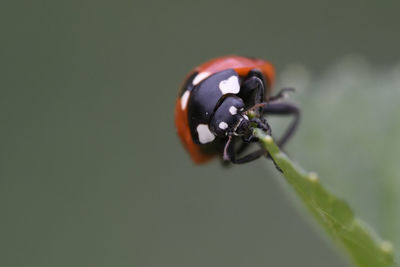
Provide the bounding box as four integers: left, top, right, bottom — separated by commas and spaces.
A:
233, 117, 251, 136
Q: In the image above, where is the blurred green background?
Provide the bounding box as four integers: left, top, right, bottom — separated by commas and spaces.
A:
2, 0, 400, 266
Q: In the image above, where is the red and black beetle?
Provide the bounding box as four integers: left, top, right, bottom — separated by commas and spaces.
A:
174, 55, 300, 164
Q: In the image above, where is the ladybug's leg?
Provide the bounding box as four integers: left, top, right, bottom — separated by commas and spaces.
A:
269, 88, 295, 101
222, 135, 283, 171
223, 136, 267, 164
235, 141, 251, 156
239, 75, 265, 114
263, 101, 300, 148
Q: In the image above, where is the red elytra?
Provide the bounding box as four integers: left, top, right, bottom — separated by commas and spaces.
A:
174, 55, 275, 164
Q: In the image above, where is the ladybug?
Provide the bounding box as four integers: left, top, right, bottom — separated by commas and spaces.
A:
174, 55, 300, 164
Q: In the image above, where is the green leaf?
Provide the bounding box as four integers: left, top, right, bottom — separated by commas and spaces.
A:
254, 129, 395, 267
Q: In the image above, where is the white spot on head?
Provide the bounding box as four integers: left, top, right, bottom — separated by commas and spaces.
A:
229, 106, 237, 115
243, 114, 249, 120
218, 121, 228, 130
193, 72, 211, 86
196, 124, 215, 144
219, 76, 240, 94
180, 91, 190, 110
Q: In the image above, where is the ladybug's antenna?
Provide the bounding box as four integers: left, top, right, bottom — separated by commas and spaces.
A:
246, 102, 268, 113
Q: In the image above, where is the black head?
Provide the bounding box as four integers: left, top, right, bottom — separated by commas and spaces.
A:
209, 95, 254, 140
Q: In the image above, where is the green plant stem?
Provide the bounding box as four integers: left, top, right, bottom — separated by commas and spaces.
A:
254, 129, 395, 267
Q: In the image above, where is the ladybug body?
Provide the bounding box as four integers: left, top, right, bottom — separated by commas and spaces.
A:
175, 55, 300, 164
